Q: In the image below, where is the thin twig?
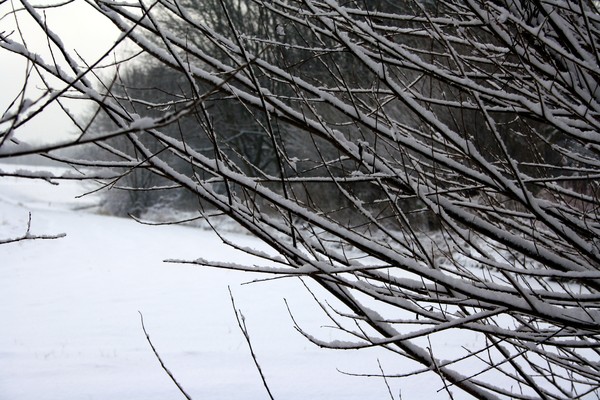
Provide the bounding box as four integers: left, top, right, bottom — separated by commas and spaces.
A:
139, 311, 193, 400
0, 212, 66, 245
229, 287, 275, 400
378, 359, 396, 400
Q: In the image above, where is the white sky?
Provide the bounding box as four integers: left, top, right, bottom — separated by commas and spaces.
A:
1, 1, 121, 146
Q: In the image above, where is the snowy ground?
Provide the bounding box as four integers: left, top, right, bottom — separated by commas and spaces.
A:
0, 164, 476, 400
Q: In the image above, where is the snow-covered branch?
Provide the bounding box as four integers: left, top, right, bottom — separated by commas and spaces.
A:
2, 0, 600, 398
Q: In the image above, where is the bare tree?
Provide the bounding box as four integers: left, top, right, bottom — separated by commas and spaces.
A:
2, 0, 600, 398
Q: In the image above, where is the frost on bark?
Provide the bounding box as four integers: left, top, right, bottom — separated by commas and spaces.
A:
1, 0, 600, 398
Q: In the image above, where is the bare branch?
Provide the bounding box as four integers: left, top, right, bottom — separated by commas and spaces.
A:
139, 311, 193, 400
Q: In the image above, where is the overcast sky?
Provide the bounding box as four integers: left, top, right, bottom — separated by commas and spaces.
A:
1, 1, 121, 146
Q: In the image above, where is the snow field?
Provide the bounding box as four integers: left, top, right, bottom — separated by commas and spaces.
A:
0, 167, 478, 399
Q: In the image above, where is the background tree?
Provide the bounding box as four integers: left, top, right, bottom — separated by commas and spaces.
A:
2, 0, 600, 399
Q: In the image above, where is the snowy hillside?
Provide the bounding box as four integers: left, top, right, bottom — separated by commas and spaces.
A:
0, 165, 477, 400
